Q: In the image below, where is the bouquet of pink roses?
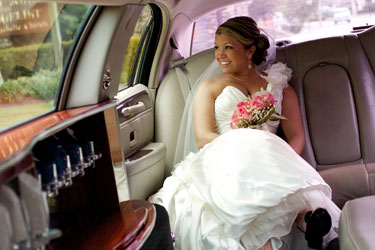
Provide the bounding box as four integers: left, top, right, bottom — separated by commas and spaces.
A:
230, 93, 286, 129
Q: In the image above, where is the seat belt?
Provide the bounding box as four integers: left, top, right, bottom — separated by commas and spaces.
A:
170, 57, 191, 102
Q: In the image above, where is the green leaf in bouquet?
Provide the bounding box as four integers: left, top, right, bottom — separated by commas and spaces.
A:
269, 112, 287, 121
257, 106, 276, 124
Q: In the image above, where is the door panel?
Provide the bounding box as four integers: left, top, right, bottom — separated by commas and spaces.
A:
116, 84, 166, 200
116, 84, 153, 157
113, 4, 166, 200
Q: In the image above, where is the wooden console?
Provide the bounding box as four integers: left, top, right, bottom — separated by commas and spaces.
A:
0, 101, 155, 249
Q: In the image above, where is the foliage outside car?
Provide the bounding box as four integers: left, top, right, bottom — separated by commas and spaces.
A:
120, 36, 140, 89
0, 41, 72, 104
0, 3, 88, 106
0, 68, 59, 130
0, 3, 90, 131
0, 32, 142, 104
0, 69, 61, 103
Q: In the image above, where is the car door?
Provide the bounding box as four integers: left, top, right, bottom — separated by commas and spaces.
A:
113, 4, 167, 201
51, 3, 167, 202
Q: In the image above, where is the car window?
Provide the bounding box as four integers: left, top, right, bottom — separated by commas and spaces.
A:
192, 0, 375, 55
118, 5, 152, 91
0, 2, 92, 132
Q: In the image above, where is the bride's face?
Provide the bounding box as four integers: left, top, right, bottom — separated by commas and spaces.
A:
214, 33, 250, 75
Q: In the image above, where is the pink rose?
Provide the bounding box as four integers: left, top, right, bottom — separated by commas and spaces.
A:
263, 93, 275, 105
250, 97, 265, 109
238, 106, 247, 117
242, 110, 251, 121
231, 110, 240, 129
237, 101, 247, 108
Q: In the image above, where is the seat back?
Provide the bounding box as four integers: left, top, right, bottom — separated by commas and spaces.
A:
278, 34, 375, 169
155, 49, 214, 177
276, 31, 375, 207
357, 26, 375, 75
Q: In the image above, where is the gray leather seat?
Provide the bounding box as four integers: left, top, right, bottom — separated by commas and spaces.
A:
358, 26, 375, 75
155, 49, 214, 177
339, 195, 375, 250
276, 30, 375, 208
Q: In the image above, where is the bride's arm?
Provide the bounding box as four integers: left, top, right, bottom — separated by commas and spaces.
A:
280, 86, 305, 155
193, 80, 220, 149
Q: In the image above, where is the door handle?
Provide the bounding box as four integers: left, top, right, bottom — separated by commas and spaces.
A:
121, 102, 146, 117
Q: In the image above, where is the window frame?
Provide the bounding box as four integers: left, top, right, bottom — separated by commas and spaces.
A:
120, 3, 163, 91
56, 5, 98, 110
136, 3, 163, 86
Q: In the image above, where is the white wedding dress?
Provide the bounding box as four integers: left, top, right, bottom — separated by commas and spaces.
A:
149, 63, 340, 250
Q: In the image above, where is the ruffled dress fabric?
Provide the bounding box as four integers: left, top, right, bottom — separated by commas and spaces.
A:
149, 63, 339, 250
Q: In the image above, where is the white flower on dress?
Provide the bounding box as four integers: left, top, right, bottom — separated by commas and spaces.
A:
263, 62, 292, 90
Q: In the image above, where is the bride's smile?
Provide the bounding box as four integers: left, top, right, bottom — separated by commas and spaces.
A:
220, 61, 231, 65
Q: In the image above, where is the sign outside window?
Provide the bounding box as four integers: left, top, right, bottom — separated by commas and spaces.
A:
0, 2, 51, 38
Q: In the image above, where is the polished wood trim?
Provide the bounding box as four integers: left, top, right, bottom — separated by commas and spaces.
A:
0, 101, 116, 168
50, 200, 156, 250
116, 200, 156, 250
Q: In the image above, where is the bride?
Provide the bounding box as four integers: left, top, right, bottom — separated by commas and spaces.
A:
149, 16, 340, 250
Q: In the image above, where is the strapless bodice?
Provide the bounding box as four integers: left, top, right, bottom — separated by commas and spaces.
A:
214, 62, 292, 135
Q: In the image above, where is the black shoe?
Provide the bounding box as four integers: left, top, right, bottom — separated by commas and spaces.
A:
304, 208, 332, 250
325, 237, 340, 250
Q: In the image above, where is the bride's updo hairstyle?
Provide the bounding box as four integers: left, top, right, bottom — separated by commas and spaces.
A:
216, 16, 270, 65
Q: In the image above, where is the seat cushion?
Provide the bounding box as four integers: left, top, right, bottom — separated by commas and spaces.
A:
319, 164, 370, 209
339, 196, 375, 250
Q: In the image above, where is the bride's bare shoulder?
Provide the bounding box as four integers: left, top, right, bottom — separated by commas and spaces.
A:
198, 75, 229, 93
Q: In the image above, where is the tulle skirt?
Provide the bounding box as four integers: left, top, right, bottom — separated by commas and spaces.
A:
149, 129, 340, 250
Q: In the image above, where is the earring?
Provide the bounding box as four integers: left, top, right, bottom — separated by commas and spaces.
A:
248, 62, 252, 69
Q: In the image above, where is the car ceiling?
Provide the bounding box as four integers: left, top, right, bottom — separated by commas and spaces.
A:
33, 0, 246, 21
28, 0, 247, 93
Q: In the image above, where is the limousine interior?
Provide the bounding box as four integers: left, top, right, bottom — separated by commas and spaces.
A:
0, 0, 374, 249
